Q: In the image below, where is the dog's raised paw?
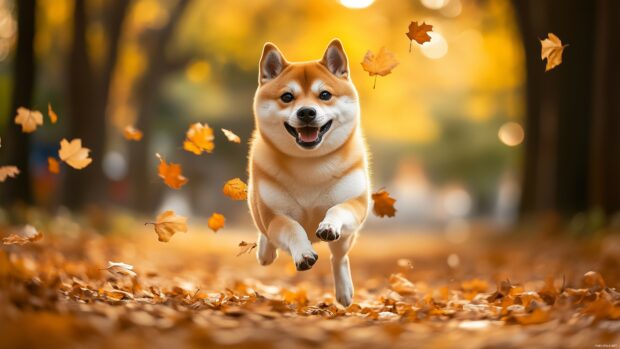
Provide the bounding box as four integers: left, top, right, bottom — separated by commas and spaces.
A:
295, 252, 318, 271
316, 222, 341, 241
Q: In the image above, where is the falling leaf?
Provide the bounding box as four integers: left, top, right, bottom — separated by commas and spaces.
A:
48, 103, 58, 124
123, 125, 143, 141
237, 241, 257, 256
372, 189, 396, 217
58, 138, 92, 170
361, 47, 399, 89
156, 153, 188, 189
3, 225, 42, 245
183, 123, 214, 155
14, 107, 43, 133
406, 21, 433, 51
223, 178, 248, 200
208, 213, 225, 233
221, 128, 241, 143
0, 166, 20, 182
106, 261, 137, 278
540, 33, 568, 72
48, 157, 60, 174
145, 210, 188, 242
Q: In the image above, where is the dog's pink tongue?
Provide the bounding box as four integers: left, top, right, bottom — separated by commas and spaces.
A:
298, 127, 319, 143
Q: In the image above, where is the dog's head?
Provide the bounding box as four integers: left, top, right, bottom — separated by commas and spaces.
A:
253, 39, 359, 157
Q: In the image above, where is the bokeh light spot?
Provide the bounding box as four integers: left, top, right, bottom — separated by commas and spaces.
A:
498, 122, 525, 146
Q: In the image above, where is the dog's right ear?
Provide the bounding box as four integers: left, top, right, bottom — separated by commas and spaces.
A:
259, 43, 288, 85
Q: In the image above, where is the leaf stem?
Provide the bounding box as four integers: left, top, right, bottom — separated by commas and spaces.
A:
373, 76, 377, 89
409, 40, 412, 53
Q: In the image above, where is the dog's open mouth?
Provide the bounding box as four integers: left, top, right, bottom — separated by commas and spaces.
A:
284, 120, 333, 149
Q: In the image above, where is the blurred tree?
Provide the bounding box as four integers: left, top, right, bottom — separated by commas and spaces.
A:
0, 0, 36, 206
515, 0, 620, 220
64, 0, 129, 208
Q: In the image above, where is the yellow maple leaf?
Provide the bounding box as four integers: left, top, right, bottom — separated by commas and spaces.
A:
221, 128, 241, 143
223, 178, 248, 200
156, 153, 188, 189
48, 157, 60, 174
2, 225, 42, 245
540, 33, 568, 72
405, 21, 433, 51
58, 138, 92, 169
183, 123, 214, 155
48, 103, 58, 124
14, 107, 43, 133
360, 47, 399, 89
371, 189, 397, 218
208, 213, 225, 233
0, 166, 20, 182
123, 125, 143, 141
145, 210, 188, 242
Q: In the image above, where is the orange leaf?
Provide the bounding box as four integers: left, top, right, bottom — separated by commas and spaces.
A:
406, 21, 433, 50
223, 178, 247, 200
145, 210, 188, 242
48, 103, 58, 124
58, 138, 92, 170
14, 107, 43, 133
208, 213, 225, 233
540, 33, 568, 72
237, 241, 257, 256
48, 157, 60, 174
360, 47, 399, 89
123, 125, 143, 141
3, 225, 42, 245
156, 153, 188, 189
183, 123, 214, 155
371, 189, 396, 217
0, 166, 20, 182
221, 128, 241, 143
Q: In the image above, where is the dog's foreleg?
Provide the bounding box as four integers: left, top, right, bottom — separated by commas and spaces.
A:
328, 233, 356, 306
267, 215, 318, 271
316, 196, 366, 242
256, 232, 278, 265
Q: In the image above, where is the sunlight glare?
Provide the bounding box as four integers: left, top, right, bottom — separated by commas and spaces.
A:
498, 122, 525, 146
339, 0, 375, 9
420, 0, 448, 10
421, 32, 448, 59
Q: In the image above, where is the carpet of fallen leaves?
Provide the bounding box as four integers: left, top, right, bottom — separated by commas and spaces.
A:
1, 215, 620, 349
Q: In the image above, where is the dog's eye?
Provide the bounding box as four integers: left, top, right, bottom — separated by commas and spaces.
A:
319, 91, 332, 101
280, 92, 294, 103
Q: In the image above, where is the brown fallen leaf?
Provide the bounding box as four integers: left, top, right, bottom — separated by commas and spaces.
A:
156, 153, 188, 189
0, 166, 20, 182
48, 103, 58, 124
406, 21, 433, 51
106, 261, 137, 278
372, 189, 396, 217
48, 157, 60, 174
208, 213, 225, 233
145, 210, 188, 242
223, 178, 248, 200
389, 273, 416, 296
123, 125, 143, 141
540, 33, 568, 72
221, 128, 241, 143
582, 271, 605, 291
59, 138, 92, 169
14, 107, 43, 133
183, 123, 214, 155
237, 241, 257, 256
510, 307, 551, 325
3, 225, 42, 245
361, 47, 399, 89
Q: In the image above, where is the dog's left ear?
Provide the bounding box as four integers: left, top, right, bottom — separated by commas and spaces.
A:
321, 39, 349, 79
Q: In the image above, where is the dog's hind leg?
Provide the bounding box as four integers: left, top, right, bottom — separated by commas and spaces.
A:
256, 232, 278, 266
329, 233, 356, 306
268, 215, 318, 271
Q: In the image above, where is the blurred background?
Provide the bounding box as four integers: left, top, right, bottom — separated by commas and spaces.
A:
0, 0, 618, 235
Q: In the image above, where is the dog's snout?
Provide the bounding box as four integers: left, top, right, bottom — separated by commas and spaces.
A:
296, 107, 317, 123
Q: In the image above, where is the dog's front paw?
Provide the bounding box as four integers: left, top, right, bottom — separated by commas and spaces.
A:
295, 251, 319, 271
316, 222, 341, 242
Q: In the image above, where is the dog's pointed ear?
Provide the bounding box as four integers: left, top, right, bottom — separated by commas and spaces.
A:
259, 42, 287, 84
321, 39, 349, 79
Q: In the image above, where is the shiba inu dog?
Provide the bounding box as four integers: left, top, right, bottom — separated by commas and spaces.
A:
248, 39, 370, 306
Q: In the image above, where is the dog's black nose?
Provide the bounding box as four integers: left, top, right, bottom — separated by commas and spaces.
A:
296, 107, 317, 123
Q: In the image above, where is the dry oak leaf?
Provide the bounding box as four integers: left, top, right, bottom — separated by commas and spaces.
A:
59, 138, 92, 169
221, 128, 241, 143
3, 225, 42, 245
48, 103, 58, 123
123, 125, 143, 141
361, 47, 399, 89
183, 123, 214, 155
48, 157, 60, 174
14, 107, 43, 133
372, 189, 397, 217
145, 210, 188, 242
237, 241, 257, 256
156, 153, 188, 189
0, 166, 20, 182
106, 261, 137, 278
406, 21, 433, 51
208, 213, 225, 233
540, 33, 568, 72
223, 178, 248, 200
